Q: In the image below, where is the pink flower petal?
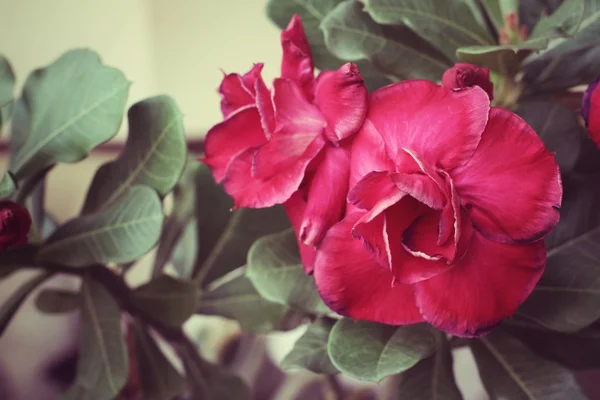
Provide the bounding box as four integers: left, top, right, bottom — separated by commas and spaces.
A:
347, 171, 400, 211
284, 191, 317, 274
349, 119, 395, 189
255, 78, 275, 137
300, 144, 351, 246
201, 106, 268, 183
368, 80, 489, 170
452, 107, 562, 243
313, 213, 424, 325
218, 63, 264, 117
281, 15, 315, 101
314, 63, 368, 143
414, 230, 546, 337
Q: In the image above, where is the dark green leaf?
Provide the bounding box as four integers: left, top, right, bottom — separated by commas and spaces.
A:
327, 319, 437, 382
35, 288, 79, 314
281, 318, 338, 374
479, 0, 504, 32
9, 99, 29, 169
132, 274, 199, 328
195, 203, 291, 287
266, 0, 391, 90
36, 185, 163, 267
11, 49, 129, 180
516, 100, 600, 175
181, 350, 249, 400
531, 0, 585, 38
81, 95, 185, 214
457, 37, 550, 75
0, 172, 16, 199
520, 0, 564, 33
0, 244, 38, 279
0, 55, 15, 131
504, 319, 600, 370
131, 320, 185, 400
170, 219, 198, 279
246, 229, 328, 314
364, 0, 494, 61
470, 331, 588, 399
321, 0, 450, 81
0, 271, 51, 337
197, 268, 289, 333
63, 278, 128, 400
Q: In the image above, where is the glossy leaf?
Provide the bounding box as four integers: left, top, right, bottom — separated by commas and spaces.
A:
37, 185, 162, 266
531, 0, 585, 38
11, 49, 129, 179
321, 1, 450, 81
327, 319, 437, 382
197, 268, 289, 333
397, 331, 463, 399
131, 320, 185, 400
470, 331, 587, 399
266, 0, 391, 91
0, 271, 51, 337
281, 318, 338, 374
132, 275, 199, 328
181, 350, 249, 400
82, 96, 186, 214
0, 172, 16, 199
0, 55, 15, 130
246, 229, 328, 314
63, 278, 128, 400
457, 37, 549, 75
35, 288, 79, 314
364, 0, 494, 61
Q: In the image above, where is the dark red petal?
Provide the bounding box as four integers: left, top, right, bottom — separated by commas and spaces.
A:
414, 231, 546, 337
583, 75, 600, 147
349, 119, 395, 189
314, 63, 368, 143
284, 191, 317, 274
452, 107, 562, 243
0, 201, 32, 251
281, 15, 315, 101
300, 144, 350, 246
368, 80, 489, 170
201, 106, 267, 183
218, 63, 264, 117
314, 213, 424, 325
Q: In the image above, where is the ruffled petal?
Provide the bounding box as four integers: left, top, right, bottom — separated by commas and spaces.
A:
347, 171, 400, 211
280, 15, 315, 101
201, 106, 267, 183
314, 63, 368, 143
255, 75, 275, 137
349, 119, 395, 189
452, 107, 562, 243
368, 80, 489, 170
284, 191, 317, 273
218, 63, 264, 117
414, 231, 546, 337
313, 213, 424, 325
300, 144, 351, 246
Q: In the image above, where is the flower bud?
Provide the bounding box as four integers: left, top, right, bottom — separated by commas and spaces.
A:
442, 63, 494, 100
0, 201, 31, 252
582, 74, 600, 147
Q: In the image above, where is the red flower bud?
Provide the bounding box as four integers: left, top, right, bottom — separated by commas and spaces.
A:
582, 74, 600, 147
442, 63, 494, 100
0, 201, 31, 252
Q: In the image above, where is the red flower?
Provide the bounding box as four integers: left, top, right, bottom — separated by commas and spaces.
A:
582, 75, 600, 147
201, 15, 368, 272
0, 201, 31, 251
313, 81, 562, 337
442, 63, 494, 100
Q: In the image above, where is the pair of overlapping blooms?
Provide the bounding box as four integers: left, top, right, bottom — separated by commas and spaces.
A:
202, 15, 562, 337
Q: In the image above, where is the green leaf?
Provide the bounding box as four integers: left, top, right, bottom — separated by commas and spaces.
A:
35, 288, 79, 314
364, 0, 494, 61
327, 319, 437, 382
470, 331, 588, 399
63, 278, 128, 400
9, 99, 29, 169
531, 0, 585, 38
281, 318, 338, 374
0, 244, 38, 279
170, 219, 198, 278
516, 100, 600, 175
457, 37, 550, 75
246, 229, 328, 314
11, 49, 129, 180
81, 95, 186, 214
266, 0, 391, 91
132, 274, 199, 328
321, 0, 450, 81
131, 320, 185, 400
0, 172, 16, 199
0, 271, 51, 337
181, 350, 249, 400
197, 268, 290, 333
397, 332, 463, 399
36, 185, 163, 267
520, 0, 564, 33
0, 55, 15, 131
504, 319, 600, 370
